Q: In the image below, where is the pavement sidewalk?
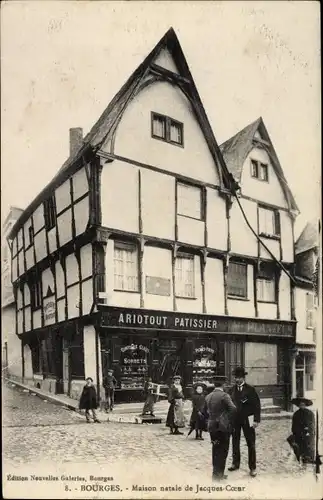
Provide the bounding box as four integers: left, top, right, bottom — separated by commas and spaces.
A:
4, 378, 292, 425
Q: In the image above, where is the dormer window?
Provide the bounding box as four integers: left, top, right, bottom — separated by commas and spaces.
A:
151, 112, 183, 146
250, 159, 268, 182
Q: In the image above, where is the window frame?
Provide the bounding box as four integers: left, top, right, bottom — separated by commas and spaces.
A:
175, 253, 195, 299
113, 241, 139, 293
28, 225, 34, 247
227, 261, 248, 300
258, 205, 281, 238
176, 181, 204, 221
256, 262, 277, 303
151, 112, 184, 147
43, 195, 56, 231
306, 291, 315, 330
250, 159, 269, 182
29, 277, 42, 311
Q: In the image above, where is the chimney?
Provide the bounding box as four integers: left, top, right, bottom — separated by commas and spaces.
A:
69, 127, 83, 157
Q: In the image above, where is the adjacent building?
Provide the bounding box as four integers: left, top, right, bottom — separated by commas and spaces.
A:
7, 28, 299, 408
2, 206, 24, 379
292, 220, 319, 404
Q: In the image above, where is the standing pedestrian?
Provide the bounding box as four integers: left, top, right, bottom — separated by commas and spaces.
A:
103, 369, 117, 412
166, 375, 185, 435
205, 377, 236, 481
287, 397, 315, 465
141, 377, 156, 417
228, 367, 261, 477
79, 377, 101, 423
188, 384, 207, 440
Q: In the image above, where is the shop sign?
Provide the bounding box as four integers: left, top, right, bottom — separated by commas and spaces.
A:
44, 301, 56, 322
100, 306, 294, 337
121, 344, 150, 354
194, 346, 215, 354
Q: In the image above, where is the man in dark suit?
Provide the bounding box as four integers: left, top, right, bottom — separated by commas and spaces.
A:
205, 377, 236, 481
228, 367, 261, 477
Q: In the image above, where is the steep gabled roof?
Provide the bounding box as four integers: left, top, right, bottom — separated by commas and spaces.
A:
295, 219, 319, 254
9, 28, 232, 239
220, 117, 299, 212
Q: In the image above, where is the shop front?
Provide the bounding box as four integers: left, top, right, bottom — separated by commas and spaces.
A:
98, 305, 295, 407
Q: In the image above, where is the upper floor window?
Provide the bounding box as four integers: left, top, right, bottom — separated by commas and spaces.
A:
258, 206, 280, 237
27, 224, 34, 247
151, 112, 183, 146
177, 182, 203, 220
257, 262, 276, 303
250, 159, 269, 181
43, 196, 56, 231
306, 292, 315, 329
114, 242, 139, 292
228, 261, 248, 299
175, 254, 195, 298
30, 279, 42, 310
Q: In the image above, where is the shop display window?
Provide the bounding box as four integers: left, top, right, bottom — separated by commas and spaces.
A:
193, 341, 217, 387
119, 338, 150, 389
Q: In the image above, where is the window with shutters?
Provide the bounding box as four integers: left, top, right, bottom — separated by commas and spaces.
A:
175, 254, 195, 298
113, 242, 139, 292
306, 292, 315, 329
151, 112, 183, 146
177, 182, 203, 220
258, 206, 280, 237
227, 261, 248, 299
256, 262, 276, 303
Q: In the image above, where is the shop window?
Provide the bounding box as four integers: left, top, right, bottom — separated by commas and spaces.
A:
193, 342, 218, 388
257, 262, 276, 303
158, 339, 184, 385
305, 356, 315, 391
227, 261, 247, 299
119, 339, 150, 389
306, 292, 315, 329
258, 206, 280, 237
175, 253, 195, 298
177, 182, 203, 220
151, 112, 183, 146
69, 342, 85, 379
113, 241, 139, 292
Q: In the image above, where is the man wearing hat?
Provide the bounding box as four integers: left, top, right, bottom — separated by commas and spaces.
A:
228, 367, 261, 477
287, 397, 315, 465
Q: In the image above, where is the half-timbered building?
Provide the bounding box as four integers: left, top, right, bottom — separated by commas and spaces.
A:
8, 28, 298, 407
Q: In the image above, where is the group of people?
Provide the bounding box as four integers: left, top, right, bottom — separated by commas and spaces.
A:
164, 367, 315, 481
78, 367, 316, 481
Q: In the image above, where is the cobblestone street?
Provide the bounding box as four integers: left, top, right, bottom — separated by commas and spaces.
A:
3, 384, 320, 499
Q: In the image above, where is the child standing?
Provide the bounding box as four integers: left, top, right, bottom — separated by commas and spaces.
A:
79, 377, 101, 423
141, 377, 156, 417
188, 384, 207, 440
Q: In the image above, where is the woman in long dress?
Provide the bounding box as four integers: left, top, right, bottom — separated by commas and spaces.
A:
166, 375, 185, 435
287, 397, 315, 464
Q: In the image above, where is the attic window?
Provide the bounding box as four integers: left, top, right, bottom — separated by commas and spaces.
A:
151, 112, 183, 146
250, 159, 268, 182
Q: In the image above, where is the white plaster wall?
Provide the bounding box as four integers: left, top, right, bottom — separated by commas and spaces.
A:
66, 253, 79, 285
205, 257, 225, 315
83, 325, 98, 383
55, 261, 65, 298
55, 179, 71, 213
33, 205, 45, 232
25, 248, 35, 270
24, 344, 33, 379
57, 298, 66, 322
230, 198, 258, 256
176, 255, 202, 313
295, 287, 315, 344
17, 229, 23, 251
74, 197, 89, 236
241, 148, 289, 208
25, 306, 31, 331
82, 279, 93, 314
80, 244, 93, 279
143, 246, 173, 310
177, 216, 204, 247
101, 161, 139, 233
34, 229, 47, 262
154, 48, 180, 74
42, 268, 54, 297
48, 227, 57, 254
73, 167, 89, 200
12, 257, 18, 282
259, 237, 280, 260
57, 209, 73, 247
24, 283, 30, 306
279, 272, 292, 321
257, 302, 277, 320
17, 310, 23, 334
3, 306, 22, 378
206, 188, 227, 251
227, 264, 255, 317
112, 81, 221, 185
67, 284, 80, 319
280, 211, 294, 263
33, 309, 41, 329
18, 252, 25, 276
141, 168, 175, 240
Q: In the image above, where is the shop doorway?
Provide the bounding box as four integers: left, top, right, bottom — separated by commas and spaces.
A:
158, 339, 185, 386
295, 353, 305, 397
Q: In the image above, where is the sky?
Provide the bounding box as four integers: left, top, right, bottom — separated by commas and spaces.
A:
1, 1, 321, 238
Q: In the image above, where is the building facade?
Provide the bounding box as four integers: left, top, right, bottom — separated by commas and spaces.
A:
8, 29, 298, 407
2, 207, 24, 379
292, 220, 319, 404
